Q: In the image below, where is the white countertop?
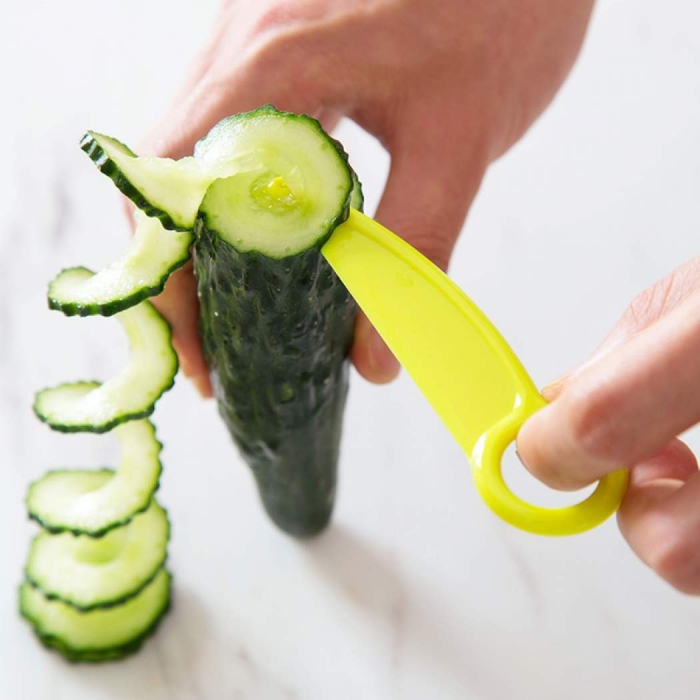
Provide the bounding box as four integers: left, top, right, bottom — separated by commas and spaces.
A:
2, 1, 699, 698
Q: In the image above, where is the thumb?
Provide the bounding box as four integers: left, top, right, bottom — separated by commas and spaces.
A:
352, 134, 487, 383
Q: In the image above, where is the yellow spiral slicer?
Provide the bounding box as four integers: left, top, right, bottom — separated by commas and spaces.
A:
323, 209, 628, 536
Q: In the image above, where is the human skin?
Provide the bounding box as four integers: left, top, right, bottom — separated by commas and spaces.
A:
518, 257, 700, 595
139, 0, 597, 393
141, 0, 700, 593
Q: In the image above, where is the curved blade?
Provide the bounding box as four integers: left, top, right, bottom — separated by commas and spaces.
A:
323, 209, 539, 458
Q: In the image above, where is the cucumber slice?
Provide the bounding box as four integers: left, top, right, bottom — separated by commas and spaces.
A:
25, 501, 169, 611
194, 107, 353, 257
48, 211, 192, 317
33, 295, 177, 432
81, 131, 209, 231
20, 567, 171, 663
26, 419, 162, 536
349, 170, 364, 212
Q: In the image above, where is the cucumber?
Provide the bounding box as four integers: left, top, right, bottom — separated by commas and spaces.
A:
76, 107, 362, 536
193, 107, 359, 536
81, 131, 209, 231
33, 291, 178, 433
20, 567, 171, 663
25, 501, 169, 611
48, 211, 192, 317
26, 418, 162, 536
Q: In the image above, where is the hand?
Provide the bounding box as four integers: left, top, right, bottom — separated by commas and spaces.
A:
517, 257, 700, 594
140, 0, 597, 395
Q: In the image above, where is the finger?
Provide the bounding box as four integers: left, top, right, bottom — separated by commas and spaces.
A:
627, 438, 699, 485
140, 35, 331, 160
618, 440, 700, 595
133, 40, 332, 396
151, 260, 213, 399
352, 126, 488, 383
598, 255, 700, 351
314, 107, 343, 135
351, 312, 400, 384
517, 289, 700, 490
542, 256, 700, 400
138, 1, 237, 157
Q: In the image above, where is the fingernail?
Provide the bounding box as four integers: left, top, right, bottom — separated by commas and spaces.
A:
541, 351, 611, 401
514, 447, 528, 469
193, 374, 213, 399
368, 328, 400, 383
541, 378, 565, 401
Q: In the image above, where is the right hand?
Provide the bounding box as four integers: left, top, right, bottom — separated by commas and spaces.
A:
139, 0, 597, 396
518, 257, 700, 594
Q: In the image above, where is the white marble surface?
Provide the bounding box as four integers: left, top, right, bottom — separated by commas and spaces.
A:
2, 1, 700, 698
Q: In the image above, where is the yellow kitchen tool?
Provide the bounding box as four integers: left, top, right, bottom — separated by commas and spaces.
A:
323, 209, 628, 536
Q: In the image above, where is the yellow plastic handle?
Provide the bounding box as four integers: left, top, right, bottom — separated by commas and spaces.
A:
471, 391, 629, 536
324, 210, 628, 535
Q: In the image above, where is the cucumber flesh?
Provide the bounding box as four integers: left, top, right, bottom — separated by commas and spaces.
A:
194, 107, 353, 257
48, 211, 192, 317
74, 107, 360, 537
33, 294, 177, 432
81, 132, 209, 231
25, 501, 168, 611
84, 109, 353, 256
26, 418, 162, 536
20, 567, 171, 663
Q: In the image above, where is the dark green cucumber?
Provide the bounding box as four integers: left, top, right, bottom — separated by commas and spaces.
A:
20, 568, 171, 663
193, 107, 361, 536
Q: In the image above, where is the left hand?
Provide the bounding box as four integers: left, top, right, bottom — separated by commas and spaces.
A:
137, 0, 598, 396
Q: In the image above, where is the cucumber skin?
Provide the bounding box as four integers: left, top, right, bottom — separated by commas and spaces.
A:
48, 257, 192, 318
80, 133, 188, 233
19, 572, 172, 663
194, 220, 356, 537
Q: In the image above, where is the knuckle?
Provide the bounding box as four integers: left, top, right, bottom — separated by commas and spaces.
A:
625, 279, 673, 329
250, 0, 318, 36
391, 218, 455, 271
243, 27, 329, 101
619, 259, 700, 336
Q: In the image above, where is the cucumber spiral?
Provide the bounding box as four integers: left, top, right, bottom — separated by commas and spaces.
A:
20, 173, 182, 663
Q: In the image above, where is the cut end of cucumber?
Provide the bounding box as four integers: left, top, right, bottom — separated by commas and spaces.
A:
195, 107, 353, 257
27, 419, 162, 536
48, 213, 192, 317
20, 567, 171, 663
26, 501, 169, 611
33, 300, 177, 433
81, 131, 208, 231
